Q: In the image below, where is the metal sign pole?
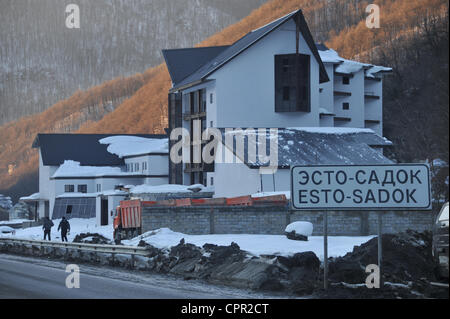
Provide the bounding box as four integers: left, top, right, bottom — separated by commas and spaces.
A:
324, 210, 328, 290
378, 211, 383, 288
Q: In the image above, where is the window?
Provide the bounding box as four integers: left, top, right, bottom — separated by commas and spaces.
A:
135, 163, 139, 171
343, 76, 350, 85
200, 89, 206, 112
66, 205, 72, 214
210, 177, 214, 186
96, 184, 101, 192
77, 185, 87, 193
275, 54, 310, 112
142, 162, 147, 171
210, 93, 213, 104
343, 102, 350, 110
283, 87, 290, 101
64, 185, 74, 193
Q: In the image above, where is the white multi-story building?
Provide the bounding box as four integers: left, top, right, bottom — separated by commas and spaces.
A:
22, 134, 168, 224
163, 9, 392, 198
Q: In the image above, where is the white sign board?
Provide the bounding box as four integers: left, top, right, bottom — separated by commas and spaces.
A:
291, 164, 431, 210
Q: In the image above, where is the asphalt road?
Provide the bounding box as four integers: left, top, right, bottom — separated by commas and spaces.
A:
0, 254, 287, 299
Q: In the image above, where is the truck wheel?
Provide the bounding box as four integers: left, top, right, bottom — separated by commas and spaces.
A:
126, 229, 132, 239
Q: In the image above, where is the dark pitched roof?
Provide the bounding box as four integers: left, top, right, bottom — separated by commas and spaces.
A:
219, 128, 393, 168
315, 43, 329, 51
32, 134, 167, 166
162, 46, 230, 86
166, 9, 329, 92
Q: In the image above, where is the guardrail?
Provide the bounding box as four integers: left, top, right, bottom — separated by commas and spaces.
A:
0, 237, 150, 257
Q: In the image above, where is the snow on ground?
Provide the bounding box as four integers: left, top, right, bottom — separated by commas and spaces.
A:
123, 228, 374, 261
99, 135, 168, 158
1, 218, 113, 242
0, 219, 29, 225
3, 218, 374, 260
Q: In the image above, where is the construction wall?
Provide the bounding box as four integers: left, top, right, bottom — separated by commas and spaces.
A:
141, 205, 434, 236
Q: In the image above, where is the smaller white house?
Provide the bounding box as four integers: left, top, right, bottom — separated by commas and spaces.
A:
22, 134, 168, 225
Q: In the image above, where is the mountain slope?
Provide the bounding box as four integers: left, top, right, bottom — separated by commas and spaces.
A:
1, 0, 448, 202
0, 0, 267, 125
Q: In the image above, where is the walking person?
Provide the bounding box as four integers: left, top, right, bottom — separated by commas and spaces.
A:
58, 216, 71, 242
42, 217, 54, 241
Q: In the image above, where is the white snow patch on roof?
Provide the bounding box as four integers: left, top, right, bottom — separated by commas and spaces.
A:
99, 136, 168, 158
287, 127, 375, 135
20, 193, 41, 201
252, 191, 290, 200
130, 184, 208, 194
319, 48, 391, 76
52, 160, 128, 178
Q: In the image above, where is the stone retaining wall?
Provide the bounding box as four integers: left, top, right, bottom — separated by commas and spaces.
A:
142, 205, 434, 236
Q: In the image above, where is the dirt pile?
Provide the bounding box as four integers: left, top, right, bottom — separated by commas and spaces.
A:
316, 230, 448, 298
72, 233, 112, 245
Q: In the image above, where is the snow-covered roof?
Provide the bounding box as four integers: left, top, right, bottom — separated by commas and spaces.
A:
221, 127, 393, 168
20, 193, 42, 201
318, 48, 392, 77
52, 160, 143, 179
130, 184, 210, 195
99, 135, 169, 158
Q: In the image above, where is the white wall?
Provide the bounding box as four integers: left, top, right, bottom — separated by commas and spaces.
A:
333, 69, 365, 128
213, 143, 261, 198
364, 78, 383, 135
319, 63, 335, 113
210, 19, 321, 128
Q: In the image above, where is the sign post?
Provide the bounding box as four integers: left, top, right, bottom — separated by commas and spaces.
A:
323, 210, 328, 290
378, 211, 383, 287
291, 164, 432, 290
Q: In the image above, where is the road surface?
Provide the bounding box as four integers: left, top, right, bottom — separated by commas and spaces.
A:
0, 254, 289, 299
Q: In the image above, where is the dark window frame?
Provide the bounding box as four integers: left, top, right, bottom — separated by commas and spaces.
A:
343, 102, 350, 110
343, 76, 350, 85
275, 54, 311, 113
77, 184, 87, 193
64, 184, 74, 193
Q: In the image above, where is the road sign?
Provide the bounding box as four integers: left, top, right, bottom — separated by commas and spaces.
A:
290, 164, 431, 211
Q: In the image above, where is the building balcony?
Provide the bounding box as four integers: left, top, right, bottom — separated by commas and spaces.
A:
334, 91, 352, 97
183, 111, 206, 121
184, 162, 214, 173
364, 76, 381, 82
364, 92, 380, 100
333, 116, 352, 122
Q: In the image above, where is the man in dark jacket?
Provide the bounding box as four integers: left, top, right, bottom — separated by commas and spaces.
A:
42, 217, 54, 240
58, 216, 71, 242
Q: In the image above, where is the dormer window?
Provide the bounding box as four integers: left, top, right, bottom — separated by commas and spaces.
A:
343, 76, 350, 85
275, 54, 310, 113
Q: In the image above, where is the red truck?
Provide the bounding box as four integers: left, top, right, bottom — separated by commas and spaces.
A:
113, 199, 154, 243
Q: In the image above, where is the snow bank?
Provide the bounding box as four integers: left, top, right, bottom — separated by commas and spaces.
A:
285, 221, 313, 237
0, 226, 16, 234
123, 228, 374, 260
1, 218, 113, 242
99, 136, 168, 158
4, 218, 374, 260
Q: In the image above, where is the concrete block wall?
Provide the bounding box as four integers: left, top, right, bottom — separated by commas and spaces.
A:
141, 205, 433, 236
